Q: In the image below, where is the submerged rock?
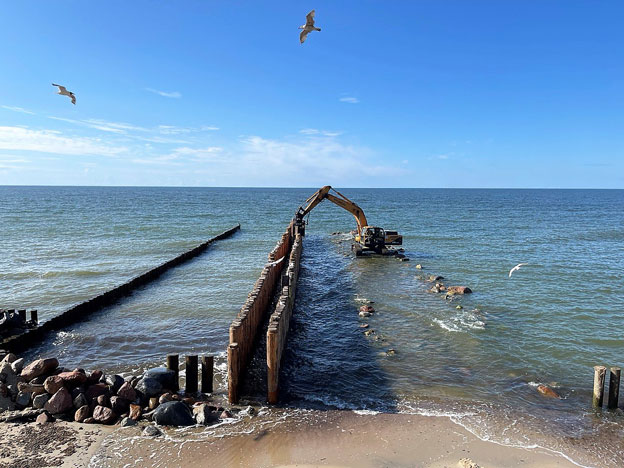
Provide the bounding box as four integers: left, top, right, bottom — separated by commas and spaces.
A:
446, 286, 472, 295
537, 384, 560, 399
153, 401, 195, 426
359, 305, 375, 314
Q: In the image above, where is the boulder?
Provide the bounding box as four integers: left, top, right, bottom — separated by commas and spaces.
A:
58, 371, 88, 387
143, 368, 176, 390
11, 358, 25, 375
29, 376, 47, 385
358, 311, 372, 318
17, 382, 46, 396
194, 403, 220, 425
110, 396, 129, 414
73, 393, 88, 409
158, 393, 173, 405
117, 382, 136, 401
0, 394, 16, 411
87, 370, 103, 385
44, 387, 73, 414
0, 362, 19, 389
136, 378, 163, 398
85, 383, 109, 401
36, 411, 54, 424
15, 391, 31, 408
120, 416, 137, 427
83, 417, 96, 424
75, 405, 90, 422
152, 401, 195, 426
106, 375, 124, 395
21, 358, 59, 381
428, 275, 444, 282
359, 305, 375, 314
92, 405, 117, 425
537, 384, 560, 399
149, 397, 159, 410
446, 286, 472, 295
44, 375, 65, 394
415, 264, 423, 269
220, 410, 232, 419
32, 393, 50, 409
96, 394, 110, 407
1, 353, 17, 364
129, 404, 142, 420
143, 425, 161, 436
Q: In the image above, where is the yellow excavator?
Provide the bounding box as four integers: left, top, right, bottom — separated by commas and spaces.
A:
294, 186, 402, 256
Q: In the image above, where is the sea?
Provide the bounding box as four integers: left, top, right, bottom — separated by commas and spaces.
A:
1, 186, 623, 466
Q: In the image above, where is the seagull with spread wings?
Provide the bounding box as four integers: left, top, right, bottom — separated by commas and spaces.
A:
299, 10, 321, 44
508, 263, 528, 278
52, 83, 76, 105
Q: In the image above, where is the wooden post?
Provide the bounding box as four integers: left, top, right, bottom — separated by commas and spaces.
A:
608, 367, 621, 409
267, 327, 279, 404
228, 343, 239, 404
18, 309, 26, 322
30, 310, 38, 325
201, 355, 214, 394
593, 365, 607, 408
166, 354, 179, 392
185, 355, 198, 394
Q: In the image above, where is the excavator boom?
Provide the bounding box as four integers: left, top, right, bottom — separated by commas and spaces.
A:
295, 186, 402, 255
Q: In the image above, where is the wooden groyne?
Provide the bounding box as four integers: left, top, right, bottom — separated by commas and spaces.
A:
267, 233, 303, 403
2, 224, 241, 354
227, 219, 300, 404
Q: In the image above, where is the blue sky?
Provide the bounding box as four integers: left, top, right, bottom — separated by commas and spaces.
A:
0, 1, 622, 188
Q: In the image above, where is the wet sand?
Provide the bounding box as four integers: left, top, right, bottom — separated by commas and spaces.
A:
91, 410, 601, 468
0, 421, 111, 468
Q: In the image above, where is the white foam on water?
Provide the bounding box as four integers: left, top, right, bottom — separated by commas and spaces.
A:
352, 409, 380, 415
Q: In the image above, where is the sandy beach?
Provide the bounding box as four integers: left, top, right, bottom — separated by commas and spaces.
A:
85, 410, 602, 468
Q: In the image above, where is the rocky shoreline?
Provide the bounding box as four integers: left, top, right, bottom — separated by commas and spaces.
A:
0, 351, 238, 433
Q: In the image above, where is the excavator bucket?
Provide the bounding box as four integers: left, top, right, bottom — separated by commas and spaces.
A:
384, 230, 403, 246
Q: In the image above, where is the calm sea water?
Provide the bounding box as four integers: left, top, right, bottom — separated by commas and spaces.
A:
1, 186, 623, 466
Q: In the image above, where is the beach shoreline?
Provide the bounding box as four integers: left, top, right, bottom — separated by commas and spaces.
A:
87, 409, 605, 468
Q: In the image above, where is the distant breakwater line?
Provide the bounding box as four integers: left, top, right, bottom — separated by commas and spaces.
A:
2, 224, 241, 354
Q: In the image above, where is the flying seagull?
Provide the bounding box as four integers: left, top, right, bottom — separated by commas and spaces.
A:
508, 263, 528, 278
52, 83, 76, 105
299, 10, 321, 44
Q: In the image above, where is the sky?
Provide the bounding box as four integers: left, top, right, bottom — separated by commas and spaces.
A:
0, 1, 622, 188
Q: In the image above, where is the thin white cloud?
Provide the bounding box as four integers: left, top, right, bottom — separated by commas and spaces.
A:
1, 105, 35, 115
200, 125, 219, 131
48, 116, 149, 134
299, 128, 342, 137
300, 128, 320, 135
0, 126, 127, 157
146, 88, 182, 99
339, 97, 359, 104
438, 154, 449, 160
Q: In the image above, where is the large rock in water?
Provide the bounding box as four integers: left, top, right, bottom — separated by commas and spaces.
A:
136, 378, 163, 398
537, 384, 560, 399
446, 286, 472, 295
21, 358, 59, 381
143, 368, 176, 390
44, 387, 73, 414
153, 401, 195, 426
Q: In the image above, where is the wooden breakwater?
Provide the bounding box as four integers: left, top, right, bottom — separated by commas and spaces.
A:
267, 232, 303, 403
227, 219, 298, 404
2, 224, 241, 354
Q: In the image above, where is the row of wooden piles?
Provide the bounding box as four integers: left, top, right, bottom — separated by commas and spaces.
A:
227, 219, 300, 404
267, 233, 303, 404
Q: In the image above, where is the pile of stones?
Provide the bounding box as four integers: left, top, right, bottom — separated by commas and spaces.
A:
0, 352, 233, 427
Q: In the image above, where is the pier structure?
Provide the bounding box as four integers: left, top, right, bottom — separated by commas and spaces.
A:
227, 218, 303, 404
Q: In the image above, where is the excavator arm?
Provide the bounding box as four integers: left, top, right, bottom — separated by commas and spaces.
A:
296, 186, 368, 237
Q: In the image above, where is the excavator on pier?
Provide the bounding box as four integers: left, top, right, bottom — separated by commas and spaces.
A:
294, 186, 402, 256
